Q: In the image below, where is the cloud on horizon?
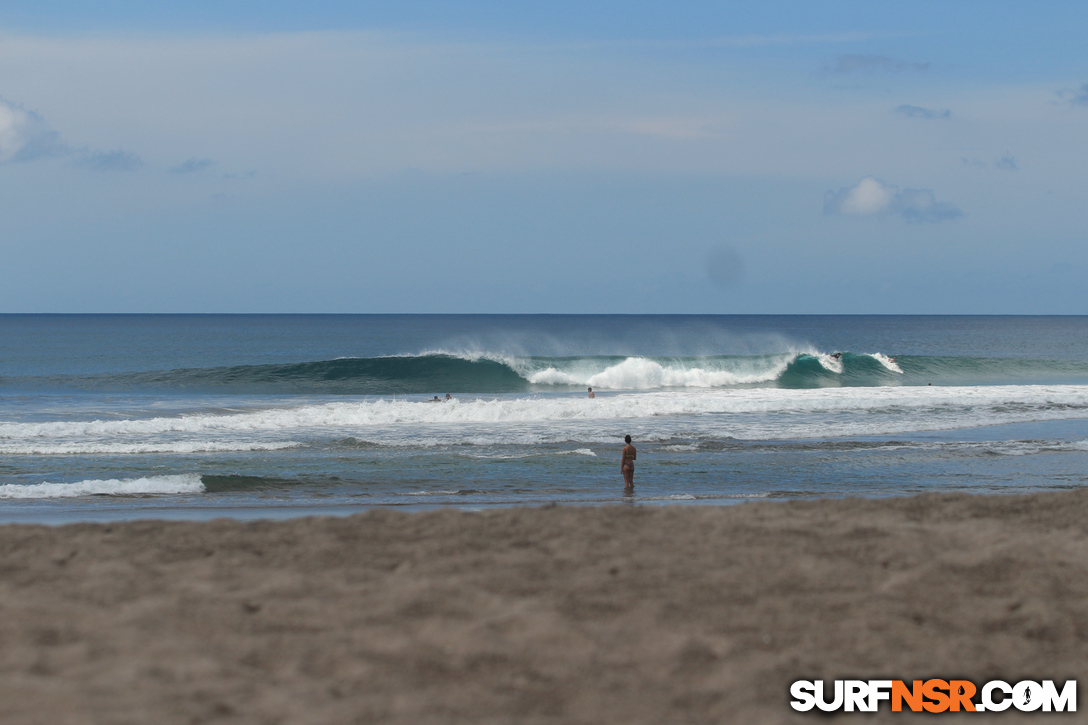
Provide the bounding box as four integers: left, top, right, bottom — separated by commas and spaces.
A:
824, 177, 962, 223
894, 104, 950, 120
0, 97, 145, 172
827, 54, 929, 74
0, 98, 65, 163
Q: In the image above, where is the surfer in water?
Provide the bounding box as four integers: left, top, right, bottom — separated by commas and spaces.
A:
588, 387, 595, 398
621, 434, 636, 490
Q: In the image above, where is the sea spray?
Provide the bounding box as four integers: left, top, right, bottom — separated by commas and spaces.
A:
7, 350, 1048, 395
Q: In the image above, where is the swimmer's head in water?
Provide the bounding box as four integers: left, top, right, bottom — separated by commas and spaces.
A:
625, 435, 632, 444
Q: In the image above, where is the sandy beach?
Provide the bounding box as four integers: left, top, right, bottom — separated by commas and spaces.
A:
1, 491, 1086, 723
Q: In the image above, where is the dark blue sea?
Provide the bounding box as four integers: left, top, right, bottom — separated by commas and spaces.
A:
2, 314, 1088, 523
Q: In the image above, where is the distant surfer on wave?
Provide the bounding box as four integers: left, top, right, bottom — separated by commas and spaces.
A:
588, 387, 595, 398
621, 435, 636, 491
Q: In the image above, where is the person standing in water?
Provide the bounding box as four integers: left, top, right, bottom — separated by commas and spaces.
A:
588, 387, 595, 398
620, 434, 636, 490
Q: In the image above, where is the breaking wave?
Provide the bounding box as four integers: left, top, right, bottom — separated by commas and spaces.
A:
9, 349, 1087, 395
4, 385, 1088, 443
0, 474, 205, 499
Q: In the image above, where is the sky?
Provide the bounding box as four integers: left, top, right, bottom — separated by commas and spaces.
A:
1, 1, 1087, 313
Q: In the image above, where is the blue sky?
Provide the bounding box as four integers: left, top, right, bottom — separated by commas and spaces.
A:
1, 2, 1087, 313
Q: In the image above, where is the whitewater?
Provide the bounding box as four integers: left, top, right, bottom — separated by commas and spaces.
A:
3, 384, 1087, 445
2, 314, 1088, 519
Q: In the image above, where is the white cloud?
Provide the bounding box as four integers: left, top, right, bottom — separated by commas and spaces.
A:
0, 97, 144, 171
826, 176, 893, 215
824, 177, 962, 223
0, 98, 63, 162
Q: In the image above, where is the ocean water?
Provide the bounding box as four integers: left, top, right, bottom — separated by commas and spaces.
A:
2, 314, 1088, 523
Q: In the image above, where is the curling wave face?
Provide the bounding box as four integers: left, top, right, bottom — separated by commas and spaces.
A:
11, 349, 1088, 396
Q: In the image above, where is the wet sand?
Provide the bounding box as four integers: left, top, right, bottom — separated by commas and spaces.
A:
1, 490, 1086, 723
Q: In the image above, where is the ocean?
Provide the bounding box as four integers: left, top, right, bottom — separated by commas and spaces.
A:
2, 314, 1087, 523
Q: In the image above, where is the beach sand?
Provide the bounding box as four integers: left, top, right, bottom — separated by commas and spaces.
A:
1, 490, 1086, 723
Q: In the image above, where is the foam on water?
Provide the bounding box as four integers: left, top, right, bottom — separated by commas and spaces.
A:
0, 441, 301, 455
815, 353, 843, 374
525, 355, 793, 388
2, 385, 1088, 457
4, 385, 1088, 440
870, 353, 903, 373
5, 315, 1088, 518
0, 474, 205, 499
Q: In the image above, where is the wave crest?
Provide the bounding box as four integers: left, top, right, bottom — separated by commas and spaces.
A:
6, 350, 1085, 396
0, 474, 205, 499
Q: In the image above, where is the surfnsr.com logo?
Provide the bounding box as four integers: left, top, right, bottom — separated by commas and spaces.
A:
790, 679, 1076, 713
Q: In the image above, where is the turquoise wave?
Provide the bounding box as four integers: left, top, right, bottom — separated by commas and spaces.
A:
6, 351, 1088, 395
